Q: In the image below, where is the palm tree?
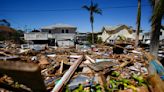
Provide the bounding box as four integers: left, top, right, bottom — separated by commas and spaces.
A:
135, 0, 141, 47
82, 0, 102, 44
149, 0, 164, 58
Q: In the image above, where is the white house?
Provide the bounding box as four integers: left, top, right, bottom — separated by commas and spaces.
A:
143, 29, 164, 44
24, 24, 77, 47
99, 25, 136, 43
76, 32, 88, 44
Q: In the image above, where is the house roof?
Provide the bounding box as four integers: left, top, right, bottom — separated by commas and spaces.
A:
0, 19, 10, 27
41, 23, 76, 29
0, 26, 15, 33
102, 25, 133, 34
103, 25, 122, 31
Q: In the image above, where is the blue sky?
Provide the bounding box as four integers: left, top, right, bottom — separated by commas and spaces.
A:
0, 0, 163, 32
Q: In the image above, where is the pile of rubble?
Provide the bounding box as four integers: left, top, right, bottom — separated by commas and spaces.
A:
0, 43, 164, 92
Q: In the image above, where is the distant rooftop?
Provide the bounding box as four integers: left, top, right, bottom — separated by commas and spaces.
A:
103, 25, 130, 31
103, 25, 122, 31
41, 23, 76, 29
0, 19, 10, 27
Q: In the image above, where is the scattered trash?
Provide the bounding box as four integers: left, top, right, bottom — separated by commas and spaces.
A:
0, 43, 164, 92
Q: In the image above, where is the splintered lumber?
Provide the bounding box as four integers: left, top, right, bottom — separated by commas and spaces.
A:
0, 61, 46, 92
108, 43, 127, 51
39, 55, 50, 65
120, 59, 130, 68
85, 55, 96, 63
59, 60, 63, 74
95, 73, 106, 92
88, 61, 117, 72
51, 55, 84, 92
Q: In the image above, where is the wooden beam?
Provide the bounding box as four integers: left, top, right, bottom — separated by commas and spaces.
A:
51, 55, 84, 92
85, 55, 95, 63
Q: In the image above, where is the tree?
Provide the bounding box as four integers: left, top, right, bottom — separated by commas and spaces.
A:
87, 33, 98, 44
149, 0, 164, 58
135, 0, 141, 47
82, 0, 102, 44
97, 37, 103, 44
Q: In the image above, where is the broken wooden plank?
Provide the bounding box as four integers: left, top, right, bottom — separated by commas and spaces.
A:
51, 55, 84, 92
59, 60, 63, 74
108, 43, 128, 51
95, 73, 106, 92
87, 61, 117, 72
85, 55, 95, 63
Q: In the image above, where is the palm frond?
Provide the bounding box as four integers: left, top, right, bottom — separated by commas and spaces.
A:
82, 5, 90, 11
92, 3, 102, 15
94, 8, 102, 15
149, 0, 155, 8
92, 3, 98, 10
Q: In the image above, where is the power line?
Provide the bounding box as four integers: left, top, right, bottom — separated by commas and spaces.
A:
0, 4, 150, 12
102, 4, 150, 9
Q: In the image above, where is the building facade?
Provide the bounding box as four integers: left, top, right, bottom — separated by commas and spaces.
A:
99, 25, 134, 43
24, 24, 77, 47
143, 29, 164, 44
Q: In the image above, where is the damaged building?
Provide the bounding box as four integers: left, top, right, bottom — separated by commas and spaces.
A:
24, 24, 77, 47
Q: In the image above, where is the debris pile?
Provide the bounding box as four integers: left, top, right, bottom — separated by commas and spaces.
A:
0, 43, 164, 92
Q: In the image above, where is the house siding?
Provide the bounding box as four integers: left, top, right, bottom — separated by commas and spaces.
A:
143, 29, 164, 43
101, 30, 110, 42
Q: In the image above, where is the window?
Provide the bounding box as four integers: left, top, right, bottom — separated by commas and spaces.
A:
160, 32, 162, 35
62, 29, 64, 33
66, 29, 69, 33
49, 30, 51, 33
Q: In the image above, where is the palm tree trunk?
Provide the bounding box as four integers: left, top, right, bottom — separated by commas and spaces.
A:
135, 0, 141, 47
150, 18, 161, 58
90, 10, 94, 44
91, 22, 94, 44
150, 0, 161, 58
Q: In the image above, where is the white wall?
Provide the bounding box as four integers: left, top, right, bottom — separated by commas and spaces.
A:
143, 29, 164, 43
24, 33, 75, 41
55, 33, 75, 40
101, 29, 134, 42
24, 32, 48, 40
57, 40, 74, 47
113, 29, 133, 39
101, 31, 110, 42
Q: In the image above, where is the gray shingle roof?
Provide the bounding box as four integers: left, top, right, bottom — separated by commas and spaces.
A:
103, 25, 129, 31
103, 25, 122, 31
41, 23, 76, 29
